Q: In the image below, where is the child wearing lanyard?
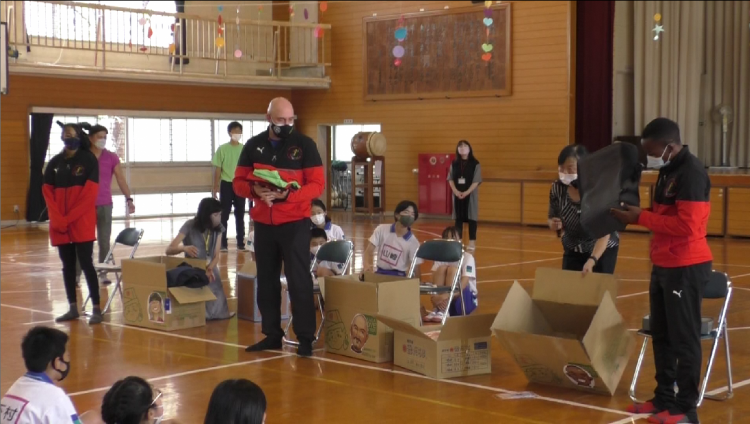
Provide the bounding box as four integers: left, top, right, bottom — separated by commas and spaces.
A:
166, 198, 233, 320
362, 200, 421, 279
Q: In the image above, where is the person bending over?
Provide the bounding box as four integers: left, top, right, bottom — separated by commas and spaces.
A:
424, 226, 478, 323
612, 118, 712, 424
166, 197, 233, 320
362, 200, 421, 279
548, 144, 619, 275
310, 227, 344, 277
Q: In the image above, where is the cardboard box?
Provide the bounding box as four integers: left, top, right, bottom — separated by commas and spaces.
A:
377, 314, 495, 379
236, 261, 290, 322
121, 256, 216, 332
491, 268, 635, 395
323, 273, 421, 363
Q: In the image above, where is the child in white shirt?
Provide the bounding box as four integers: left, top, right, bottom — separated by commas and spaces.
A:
424, 226, 479, 323
1, 327, 81, 424
310, 199, 346, 241
362, 201, 421, 278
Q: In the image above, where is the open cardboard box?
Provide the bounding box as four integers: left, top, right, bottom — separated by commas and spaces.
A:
377, 314, 495, 379
121, 256, 216, 332
492, 268, 635, 395
323, 273, 421, 363
235, 261, 290, 322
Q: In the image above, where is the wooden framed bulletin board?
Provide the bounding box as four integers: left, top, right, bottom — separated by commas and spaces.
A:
363, 4, 511, 101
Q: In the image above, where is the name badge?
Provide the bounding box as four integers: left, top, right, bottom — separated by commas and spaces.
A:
458, 178, 466, 185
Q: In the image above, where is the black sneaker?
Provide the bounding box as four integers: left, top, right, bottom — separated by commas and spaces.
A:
220, 245, 229, 253
89, 310, 103, 325
297, 340, 314, 357
245, 337, 282, 352
55, 310, 80, 322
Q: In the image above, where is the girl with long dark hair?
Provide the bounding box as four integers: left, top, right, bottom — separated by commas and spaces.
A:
166, 197, 233, 320
448, 140, 482, 251
204, 379, 267, 424
100, 376, 164, 424
44, 121, 102, 325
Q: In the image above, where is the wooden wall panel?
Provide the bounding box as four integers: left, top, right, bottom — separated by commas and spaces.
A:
293, 1, 572, 212
708, 187, 726, 236
727, 188, 750, 237
0, 74, 289, 221
477, 182, 521, 224
522, 182, 552, 226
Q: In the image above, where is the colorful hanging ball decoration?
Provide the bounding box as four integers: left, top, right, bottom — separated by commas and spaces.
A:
215, 37, 225, 48
138, 17, 147, 25
168, 43, 176, 54
393, 17, 406, 67
392, 45, 405, 58
320, 2, 328, 12
234, 49, 243, 58
289, 5, 294, 17
313, 25, 324, 38
394, 27, 407, 41
482, 4, 493, 62
394, 58, 402, 66
485, 1, 493, 7
147, 27, 153, 38
652, 13, 664, 41
218, 15, 223, 25
483, 17, 493, 27
218, 5, 223, 12
484, 8, 493, 18
304, 8, 309, 20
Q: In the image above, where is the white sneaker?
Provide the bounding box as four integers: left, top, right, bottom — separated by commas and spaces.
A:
98, 273, 112, 286
431, 310, 446, 323
424, 309, 439, 322
468, 241, 476, 251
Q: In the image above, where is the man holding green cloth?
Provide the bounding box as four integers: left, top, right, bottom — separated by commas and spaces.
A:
212, 121, 248, 252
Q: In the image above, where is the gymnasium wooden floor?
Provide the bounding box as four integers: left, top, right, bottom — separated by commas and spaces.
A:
1, 213, 748, 423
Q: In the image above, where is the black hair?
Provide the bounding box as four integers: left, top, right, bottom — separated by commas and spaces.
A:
194, 198, 222, 233
454, 140, 479, 164
88, 124, 109, 137
311, 227, 328, 241
557, 144, 588, 166
441, 226, 460, 240
101, 376, 156, 424
642, 118, 682, 145
227, 121, 243, 134
21, 326, 68, 373
311, 199, 332, 223
148, 293, 162, 304
57, 121, 92, 150
204, 379, 267, 424
394, 200, 419, 222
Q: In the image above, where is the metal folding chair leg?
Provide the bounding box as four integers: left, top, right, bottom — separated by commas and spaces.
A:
629, 336, 650, 403
283, 292, 325, 346
83, 273, 122, 315
698, 326, 733, 405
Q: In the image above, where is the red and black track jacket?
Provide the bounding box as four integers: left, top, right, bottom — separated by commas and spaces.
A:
42, 149, 99, 246
637, 146, 712, 267
233, 129, 324, 225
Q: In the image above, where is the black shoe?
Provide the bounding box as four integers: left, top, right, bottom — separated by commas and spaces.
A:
245, 337, 282, 352
89, 310, 103, 325
297, 340, 313, 357
55, 310, 80, 322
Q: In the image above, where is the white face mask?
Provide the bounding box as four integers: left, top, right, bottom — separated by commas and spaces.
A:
558, 172, 577, 186
647, 145, 672, 169
311, 213, 326, 226
211, 215, 221, 228
94, 139, 106, 149
310, 245, 321, 255
458, 146, 470, 156
231, 133, 242, 142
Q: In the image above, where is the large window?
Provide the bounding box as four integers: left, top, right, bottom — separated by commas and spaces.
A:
213, 120, 270, 151
24, 1, 177, 49
332, 124, 381, 162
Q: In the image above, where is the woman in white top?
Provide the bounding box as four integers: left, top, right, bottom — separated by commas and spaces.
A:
424, 226, 478, 323
310, 199, 346, 241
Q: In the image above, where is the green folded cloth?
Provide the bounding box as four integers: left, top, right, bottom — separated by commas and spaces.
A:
253, 169, 301, 190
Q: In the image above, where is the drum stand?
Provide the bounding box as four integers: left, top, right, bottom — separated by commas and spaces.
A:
351, 156, 385, 217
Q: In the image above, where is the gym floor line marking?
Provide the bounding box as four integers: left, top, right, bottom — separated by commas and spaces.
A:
2, 303, 632, 418
617, 291, 649, 299
67, 355, 292, 398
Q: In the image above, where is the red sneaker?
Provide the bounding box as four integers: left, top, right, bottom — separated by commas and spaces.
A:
647, 411, 671, 423
627, 401, 661, 414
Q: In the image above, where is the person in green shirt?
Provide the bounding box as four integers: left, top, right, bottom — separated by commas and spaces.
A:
212, 121, 249, 251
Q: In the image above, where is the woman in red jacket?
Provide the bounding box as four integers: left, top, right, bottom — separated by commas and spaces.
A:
43, 121, 102, 324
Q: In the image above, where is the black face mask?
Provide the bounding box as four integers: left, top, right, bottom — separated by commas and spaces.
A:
270, 123, 294, 139
53, 357, 70, 381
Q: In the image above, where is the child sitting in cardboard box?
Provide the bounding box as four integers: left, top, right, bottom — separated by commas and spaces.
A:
361, 200, 422, 280
166, 198, 234, 321
424, 226, 479, 323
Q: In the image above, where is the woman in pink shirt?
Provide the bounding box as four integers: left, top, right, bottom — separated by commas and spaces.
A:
76, 124, 135, 284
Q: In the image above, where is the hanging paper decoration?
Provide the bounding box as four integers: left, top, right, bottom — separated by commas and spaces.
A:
215, 37, 225, 48
234, 6, 242, 58
289, 5, 294, 18
217, 5, 223, 12
393, 16, 406, 67
304, 8, 309, 20
148, 27, 153, 38
652, 12, 664, 41
140, 46, 148, 52
218, 27, 224, 36
218, 15, 223, 25
313, 25, 324, 38
320, 2, 328, 12
482, 3, 493, 62
138, 17, 147, 25
168, 43, 176, 54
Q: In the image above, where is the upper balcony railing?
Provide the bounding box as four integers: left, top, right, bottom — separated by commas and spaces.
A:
2, 0, 332, 88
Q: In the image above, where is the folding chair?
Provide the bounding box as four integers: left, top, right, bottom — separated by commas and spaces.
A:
407, 239, 464, 325
629, 270, 733, 406
283, 240, 354, 346
83, 228, 144, 315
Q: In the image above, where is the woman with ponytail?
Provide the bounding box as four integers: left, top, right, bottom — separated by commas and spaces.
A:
101, 376, 164, 424
43, 121, 103, 324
